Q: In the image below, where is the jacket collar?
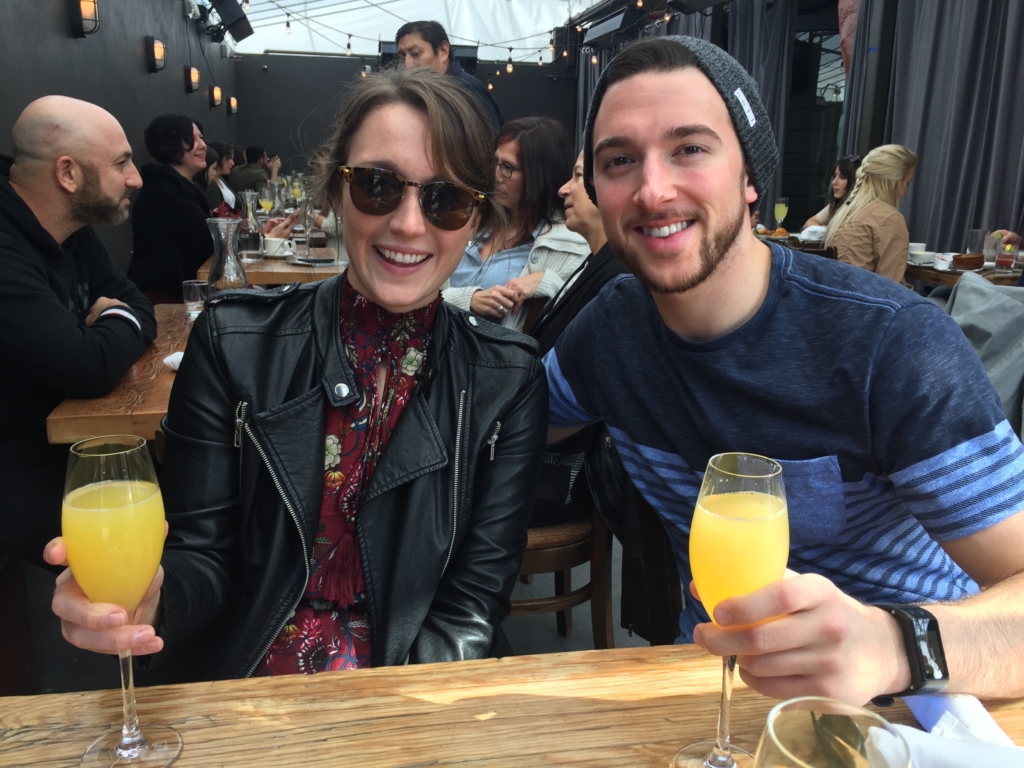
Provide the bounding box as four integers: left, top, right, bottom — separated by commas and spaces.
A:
0, 170, 66, 259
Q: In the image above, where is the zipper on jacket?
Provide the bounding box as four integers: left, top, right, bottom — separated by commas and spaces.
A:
442, 390, 466, 576
234, 400, 310, 677
487, 421, 502, 461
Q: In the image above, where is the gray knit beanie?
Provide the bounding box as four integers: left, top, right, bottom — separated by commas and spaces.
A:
583, 36, 777, 207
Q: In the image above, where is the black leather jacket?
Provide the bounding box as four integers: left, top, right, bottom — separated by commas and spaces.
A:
144, 276, 547, 684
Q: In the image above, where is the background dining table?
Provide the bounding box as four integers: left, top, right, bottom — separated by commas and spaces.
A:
45, 303, 189, 445
905, 263, 1021, 288
197, 248, 345, 285
1, 644, 1021, 767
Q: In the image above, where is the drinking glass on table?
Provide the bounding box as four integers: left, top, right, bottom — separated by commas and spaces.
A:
674, 453, 789, 768
752, 697, 911, 768
182, 280, 211, 323
258, 188, 274, 218
774, 198, 789, 231
62, 436, 181, 767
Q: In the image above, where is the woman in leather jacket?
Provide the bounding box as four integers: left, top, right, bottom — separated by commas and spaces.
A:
47, 68, 548, 684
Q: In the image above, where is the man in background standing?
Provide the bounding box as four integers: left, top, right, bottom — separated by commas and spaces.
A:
397, 21, 504, 132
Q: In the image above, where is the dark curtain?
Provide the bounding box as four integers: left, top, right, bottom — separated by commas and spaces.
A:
728, 0, 799, 220
885, 0, 1024, 251
639, 11, 713, 40
839, 0, 873, 157
575, 43, 628, 153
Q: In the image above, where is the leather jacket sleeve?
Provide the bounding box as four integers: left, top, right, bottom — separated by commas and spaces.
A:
150, 309, 242, 667
408, 359, 548, 663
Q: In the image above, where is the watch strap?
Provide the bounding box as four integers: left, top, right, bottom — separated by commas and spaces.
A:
871, 603, 949, 706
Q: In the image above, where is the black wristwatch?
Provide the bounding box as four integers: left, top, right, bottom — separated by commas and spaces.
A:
871, 604, 949, 707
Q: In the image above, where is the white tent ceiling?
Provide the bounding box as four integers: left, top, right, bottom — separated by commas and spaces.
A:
232, 0, 604, 63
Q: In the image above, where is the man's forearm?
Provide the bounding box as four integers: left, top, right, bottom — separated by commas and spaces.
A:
928, 570, 1024, 698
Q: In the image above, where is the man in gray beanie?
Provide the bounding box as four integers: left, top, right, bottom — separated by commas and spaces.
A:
546, 35, 1024, 706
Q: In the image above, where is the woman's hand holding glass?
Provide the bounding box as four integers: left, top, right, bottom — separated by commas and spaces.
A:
45, 533, 166, 657
470, 285, 518, 318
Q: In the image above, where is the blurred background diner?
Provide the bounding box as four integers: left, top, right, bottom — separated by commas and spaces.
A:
1, 0, 1023, 706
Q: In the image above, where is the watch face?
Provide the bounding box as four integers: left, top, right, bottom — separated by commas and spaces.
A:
912, 615, 948, 682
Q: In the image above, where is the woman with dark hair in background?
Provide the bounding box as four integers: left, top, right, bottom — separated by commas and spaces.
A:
803, 154, 860, 229
127, 114, 213, 303
444, 117, 589, 331
203, 141, 237, 212
47, 66, 547, 684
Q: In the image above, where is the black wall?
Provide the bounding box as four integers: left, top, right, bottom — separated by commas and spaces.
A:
234, 53, 366, 175
0, 0, 237, 270
474, 61, 577, 138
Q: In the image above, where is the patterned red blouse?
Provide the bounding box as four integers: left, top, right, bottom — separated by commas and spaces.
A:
258, 276, 441, 676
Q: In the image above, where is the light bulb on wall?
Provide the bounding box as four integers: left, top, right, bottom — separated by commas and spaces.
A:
209, 85, 223, 107
184, 65, 200, 93
69, 0, 100, 37
228, 96, 238, 114
145, 35, 166, 72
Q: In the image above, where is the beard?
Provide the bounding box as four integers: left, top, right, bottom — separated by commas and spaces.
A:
609, 180, 748, 295
70, 162, 131, 226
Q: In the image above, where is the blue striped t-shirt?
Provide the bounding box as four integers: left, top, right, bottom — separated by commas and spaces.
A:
545, 245, 1024, 642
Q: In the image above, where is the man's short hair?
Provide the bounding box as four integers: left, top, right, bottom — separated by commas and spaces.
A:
144, 114, 202, 165
244, 145, 265, 165
395, 21, 450, 53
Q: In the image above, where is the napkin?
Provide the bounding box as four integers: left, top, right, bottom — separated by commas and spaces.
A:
864, 694, 1024, 767
163, 351, 184, 371
799, 225, 827, 241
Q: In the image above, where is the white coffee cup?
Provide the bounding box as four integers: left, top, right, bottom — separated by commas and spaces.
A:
264, 237, 294, 258
908, 242, 926, 254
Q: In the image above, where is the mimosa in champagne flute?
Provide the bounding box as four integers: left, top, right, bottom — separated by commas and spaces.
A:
774, 197, 789, 231
62, 436, 181, 768
674, 453, 789, 768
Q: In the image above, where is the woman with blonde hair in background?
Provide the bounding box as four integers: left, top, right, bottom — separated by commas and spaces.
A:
825, 144, 918, 284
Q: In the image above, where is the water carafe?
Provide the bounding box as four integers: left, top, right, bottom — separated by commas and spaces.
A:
206, 218, 247, 292
238, 190, 262, 262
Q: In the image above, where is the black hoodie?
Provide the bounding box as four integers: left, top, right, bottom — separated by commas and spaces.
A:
0, 158, 156, 566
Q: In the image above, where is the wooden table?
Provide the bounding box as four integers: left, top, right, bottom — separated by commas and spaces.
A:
197, 249, 345, 286
905, 263, 1021, 287
46, 304, 189, 445
2, 645, 1021, 766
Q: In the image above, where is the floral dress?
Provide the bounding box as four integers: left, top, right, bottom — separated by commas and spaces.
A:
258, 276, 441, 675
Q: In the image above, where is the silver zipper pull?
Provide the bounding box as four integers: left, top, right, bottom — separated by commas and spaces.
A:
487, 421, 502, 461
234, 401, 245, 448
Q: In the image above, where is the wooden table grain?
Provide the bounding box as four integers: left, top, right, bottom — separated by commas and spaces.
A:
1, 645, 1021, 767
45, 304, 189, 445
197, 249, 345, 285
905, 263, 1021, 287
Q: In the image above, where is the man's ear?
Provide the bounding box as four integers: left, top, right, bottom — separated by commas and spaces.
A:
743, 162, 758, 206
438, 41, 451, 66
55, 156, 79, 194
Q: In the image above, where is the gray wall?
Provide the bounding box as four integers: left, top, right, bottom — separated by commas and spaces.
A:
234, 53, 365, 175
0, 0, 237, 270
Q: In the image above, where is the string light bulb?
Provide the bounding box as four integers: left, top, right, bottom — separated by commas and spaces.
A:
562, 49, 568, 58
576, 25, 582, 33
361, 70, 367, 78
591, 53, 598, 65
548, 36, 554, 52
487, 80, 493, 91
346, 35, 352, 55
495, 68, 500, 76
636, 0, 643, 7
506, 47, 513, 74
242, 0, 249, 11
665, 12, 671, 21
538, 55, 543, 66
285, 14, 291, 34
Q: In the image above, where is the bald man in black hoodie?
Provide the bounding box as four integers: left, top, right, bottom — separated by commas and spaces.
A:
0, 96, 155, 567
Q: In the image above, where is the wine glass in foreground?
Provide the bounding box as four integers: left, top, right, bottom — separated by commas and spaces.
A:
753, 697, 911, 768
62, 436, 181, 767
675, 453, 789, 768
774, 197, 789, 231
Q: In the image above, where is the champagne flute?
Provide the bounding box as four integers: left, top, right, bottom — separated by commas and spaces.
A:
62, 436, 182, 767
753, 697, 911, 768
774, 197, 789, 231
258, 188, 274, 218
674, 453, 789, 768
